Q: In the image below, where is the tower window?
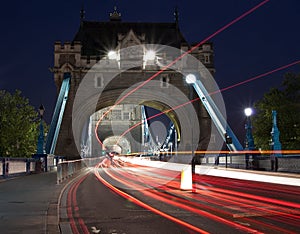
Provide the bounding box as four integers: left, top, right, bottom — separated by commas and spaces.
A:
160, 75, 169, 88
94, 74, 104, 88
123, 112, 130, 120
204, 54, 210, 64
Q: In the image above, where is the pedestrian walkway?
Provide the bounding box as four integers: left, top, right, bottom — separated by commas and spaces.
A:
0, 171, 61, 234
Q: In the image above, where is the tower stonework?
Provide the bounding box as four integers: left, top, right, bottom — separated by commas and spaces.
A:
51, 9, 215, 159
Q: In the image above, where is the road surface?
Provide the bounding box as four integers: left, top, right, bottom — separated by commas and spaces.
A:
59, 161, 300, 233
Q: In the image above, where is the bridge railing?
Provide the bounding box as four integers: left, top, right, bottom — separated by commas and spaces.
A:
195, 153, 300, 172
146, 152, 300, 173
56, 160, 82, 184
56, 157, 101, 184
1, 157, 36, 178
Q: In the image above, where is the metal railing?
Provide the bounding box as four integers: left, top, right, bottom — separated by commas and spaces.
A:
1, 157, 36, 178
192, 153, 300, 172
56, 157, 101, 184
147, 152, 300, 173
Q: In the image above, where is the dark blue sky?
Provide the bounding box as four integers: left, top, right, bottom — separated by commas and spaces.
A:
1, 0, 300, 142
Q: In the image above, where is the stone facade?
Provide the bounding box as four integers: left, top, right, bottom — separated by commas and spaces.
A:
51, 9, 215, 159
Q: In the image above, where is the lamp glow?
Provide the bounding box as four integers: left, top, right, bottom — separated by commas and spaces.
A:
186, 74, 196, 84
144, 50, 156, 61
244, 107, 252, 117
108, 50, 117, 60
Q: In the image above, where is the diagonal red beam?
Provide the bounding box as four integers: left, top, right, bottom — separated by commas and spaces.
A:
95, 0, 270, 148
118, 59, 300, 143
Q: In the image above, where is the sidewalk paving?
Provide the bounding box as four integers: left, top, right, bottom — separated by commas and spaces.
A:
0, 171, 62, 234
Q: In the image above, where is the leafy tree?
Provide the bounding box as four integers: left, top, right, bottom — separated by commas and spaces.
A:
252, 73, 300, 150
0, 90, 45, 157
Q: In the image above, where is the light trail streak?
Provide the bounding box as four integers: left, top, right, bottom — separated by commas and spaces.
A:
124, 164, 300, 217
94, 166, 210, 234
160, 184, 296, 233
191, 177, 300, 227
99, 165, 265, 233
210, 60, 300, 96
192, 175, 300, 232
198, 174, 300, 197
67, 174, 90, 234
117, 59, 300, 147
198, 184, 300, 219
200, 182, 300, 210
95, 0, 270, 148
106, 163, 300, 233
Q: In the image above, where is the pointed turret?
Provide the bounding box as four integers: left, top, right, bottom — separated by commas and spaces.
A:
110, 6, 121, 22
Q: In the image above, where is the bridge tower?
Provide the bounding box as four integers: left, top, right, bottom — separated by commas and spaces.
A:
50, 7, 215, 159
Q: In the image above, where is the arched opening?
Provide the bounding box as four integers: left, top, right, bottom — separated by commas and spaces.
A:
103, 136, 130, 154
79, 102, 180, 157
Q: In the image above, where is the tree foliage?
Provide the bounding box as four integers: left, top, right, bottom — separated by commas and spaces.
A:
0, 90, 42, 157
252, 73, 300, 150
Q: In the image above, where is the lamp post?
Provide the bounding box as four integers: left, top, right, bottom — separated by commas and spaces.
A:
244, 107, 255, 169
36, 104, 45, 154
186, 74, 198, 174
186, 74, 196, 160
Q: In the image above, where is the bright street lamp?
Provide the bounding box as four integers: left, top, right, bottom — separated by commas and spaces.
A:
144, 50, 156, 61
185, 74, 196, 164
108, 50, 118, 60
244, 107, 253, 117
244, 107, 255, 169
185, 73, 196, 84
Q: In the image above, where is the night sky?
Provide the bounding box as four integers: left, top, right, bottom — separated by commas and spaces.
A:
1, 0, 300, 143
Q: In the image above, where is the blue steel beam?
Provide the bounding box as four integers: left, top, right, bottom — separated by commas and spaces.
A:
45, 73, 71, 154
161, 123, 175, 150
191, 79, 243, 151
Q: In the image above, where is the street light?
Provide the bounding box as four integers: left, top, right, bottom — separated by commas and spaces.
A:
144, 50, 156, 61
244, 107, 252, 117
185, 74, 196, 168
36, 105, 45, 154
185, 74, 196, 84
244, 107, 254, 149
108, 50, 118, 60
244, 107, 255, 169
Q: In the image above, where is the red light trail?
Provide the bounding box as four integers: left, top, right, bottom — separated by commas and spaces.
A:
210, 59, 300, 96
94, 166, 210, 233
66, 173, 90, 234
91, 161, 300, 233
95, 0, 270, 148
117, 59, 300, 147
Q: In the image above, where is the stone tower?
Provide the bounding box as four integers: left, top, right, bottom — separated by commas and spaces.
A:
50, 7, 215, 159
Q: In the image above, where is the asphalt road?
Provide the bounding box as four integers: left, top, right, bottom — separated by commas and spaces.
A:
59, 170, 194, 234
59, 164, 300, 234
1, 163, 299, 234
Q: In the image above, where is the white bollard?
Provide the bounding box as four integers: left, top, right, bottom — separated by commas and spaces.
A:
180, 166, 193, 190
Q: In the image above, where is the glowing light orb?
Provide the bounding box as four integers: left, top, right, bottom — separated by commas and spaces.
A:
108, 50, 117, 60
185, 74, 196, 84
244, 107, 253, 117
144, 50, 156, 61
